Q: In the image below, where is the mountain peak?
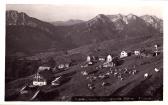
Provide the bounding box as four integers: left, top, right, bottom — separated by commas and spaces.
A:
6, 10, 28, 17
140, 15, 161, 23
126, 14, 137, 20
87, 14, 112, 26
6, 10, 29, 25
95, 14, 107, 18
140, 15, 163, 32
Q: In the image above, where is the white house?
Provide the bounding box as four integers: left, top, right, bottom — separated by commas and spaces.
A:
58, 64, 65, 69
86, 56, 91, 62
102, 55, 115, 67
134, 50, 140, 56
86, 55, 93, 65
154, 68, 159, 72
120, 51, 128, 58
33, 73, 47, 86
106, 55, 113, 63
98, 57, 105, 62
58, 63, 69, 69
154, 44, 158, 50
144, 73, 149, 78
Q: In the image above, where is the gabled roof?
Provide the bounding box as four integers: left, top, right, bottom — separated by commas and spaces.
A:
121, 50, 127, 53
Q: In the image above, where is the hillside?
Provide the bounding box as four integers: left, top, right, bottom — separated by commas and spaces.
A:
5, 33, 163, 101
5, 10, 163, 101
5, 49, 163, 101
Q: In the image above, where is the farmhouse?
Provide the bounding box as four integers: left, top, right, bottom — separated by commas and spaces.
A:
134, 50, 140, 56
86, 56, 91, 62
58, 63, 69, 69
33, 72, 47, 86
120, 51, 128, 58
103, 55, 115, 67
154, 44, 158, 49
98, 57, 105, 62
55, 57, 71, 70
106, 55, 113, 63
86, 55, 93, 65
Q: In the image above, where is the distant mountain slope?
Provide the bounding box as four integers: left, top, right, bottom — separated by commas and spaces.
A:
60, 14, 162, 46
51, 19, 84, 26
6, 10, 163, 56
6, 10, 75, 56
61, 14, 119, 46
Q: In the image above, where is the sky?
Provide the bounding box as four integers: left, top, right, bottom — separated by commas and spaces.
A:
6, 3, 163, 22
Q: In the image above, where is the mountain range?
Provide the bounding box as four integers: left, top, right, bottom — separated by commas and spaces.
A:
50, 19, 84, 26
6, 10, 163, 56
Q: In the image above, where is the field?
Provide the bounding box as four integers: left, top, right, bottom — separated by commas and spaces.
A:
5, 36, 163, 101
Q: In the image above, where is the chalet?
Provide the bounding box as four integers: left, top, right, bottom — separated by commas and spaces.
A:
106, 55, 113, 63
86, 56, 91, 62
98, 57, 105, 62
33, 72, 47, 86
58, 63, 70, 69
134, 50, 140, 56
154, 44, 158, 49
103, 55, 115, 67
58, 64, 65, 69
55, 57, 71, 70
86, 55, 93, 65
120, 51, 128, 58
144, 73, 149, 78
154, 68, 159, 72
81, 55, 96, 67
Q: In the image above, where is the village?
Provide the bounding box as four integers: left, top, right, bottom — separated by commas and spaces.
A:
6, 44, 162, 101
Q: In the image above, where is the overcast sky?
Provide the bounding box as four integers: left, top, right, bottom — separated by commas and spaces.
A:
6, 3, 163, 22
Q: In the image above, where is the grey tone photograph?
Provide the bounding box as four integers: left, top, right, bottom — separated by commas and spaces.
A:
5, 4, 163, 101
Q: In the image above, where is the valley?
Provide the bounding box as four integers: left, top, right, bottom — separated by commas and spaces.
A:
5, 10, 163, 101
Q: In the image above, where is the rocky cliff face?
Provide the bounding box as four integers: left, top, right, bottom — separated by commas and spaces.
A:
6, 10, 57, 35
141, 15, 163, 33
